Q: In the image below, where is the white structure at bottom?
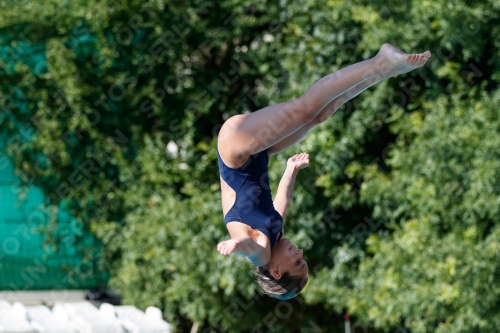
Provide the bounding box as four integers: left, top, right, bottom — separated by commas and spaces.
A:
0, 300, 173, 333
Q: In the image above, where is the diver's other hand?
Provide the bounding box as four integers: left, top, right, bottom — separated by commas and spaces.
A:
217, 239, 240, 255
287, 152, 309, 170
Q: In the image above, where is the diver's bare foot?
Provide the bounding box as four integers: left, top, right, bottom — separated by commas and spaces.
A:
375, 43, 431, 74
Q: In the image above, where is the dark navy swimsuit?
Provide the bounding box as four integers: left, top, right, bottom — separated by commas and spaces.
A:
216, 144, 283, 250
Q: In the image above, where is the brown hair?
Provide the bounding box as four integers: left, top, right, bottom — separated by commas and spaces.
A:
253, 266, 308, 300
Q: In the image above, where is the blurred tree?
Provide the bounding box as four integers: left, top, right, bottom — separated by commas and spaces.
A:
1, 0, 499, 332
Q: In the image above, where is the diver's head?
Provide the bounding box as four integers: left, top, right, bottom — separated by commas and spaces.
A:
253, 238, 308, 300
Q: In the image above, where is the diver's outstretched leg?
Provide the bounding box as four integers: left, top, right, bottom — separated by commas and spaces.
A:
267, 67, 409, 155
218, 44, 431, 168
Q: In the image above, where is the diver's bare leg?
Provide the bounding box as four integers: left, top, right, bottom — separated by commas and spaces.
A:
218, 44, 431, 167
268, 68, 405, 154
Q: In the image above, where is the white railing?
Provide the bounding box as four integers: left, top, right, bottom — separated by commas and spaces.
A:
0, 301, 173, 333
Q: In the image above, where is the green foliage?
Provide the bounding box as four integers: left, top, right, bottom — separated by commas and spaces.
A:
1, 0, 500, 332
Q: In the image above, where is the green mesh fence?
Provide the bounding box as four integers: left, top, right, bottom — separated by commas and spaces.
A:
0, 152, 107, 290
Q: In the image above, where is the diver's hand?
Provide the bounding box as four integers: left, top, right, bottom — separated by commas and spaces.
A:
287, 152, 309, 170
217, 239, 240, 255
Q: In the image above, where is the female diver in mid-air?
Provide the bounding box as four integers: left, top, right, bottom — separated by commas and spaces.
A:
216, 44, 431, 299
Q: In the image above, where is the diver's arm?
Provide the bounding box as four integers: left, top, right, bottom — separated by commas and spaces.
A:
274, 153, 309, 220
273, 164, 300, 221
217, 237, 270, 266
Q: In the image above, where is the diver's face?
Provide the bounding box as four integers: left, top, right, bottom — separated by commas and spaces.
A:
273, 238, 308, 278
